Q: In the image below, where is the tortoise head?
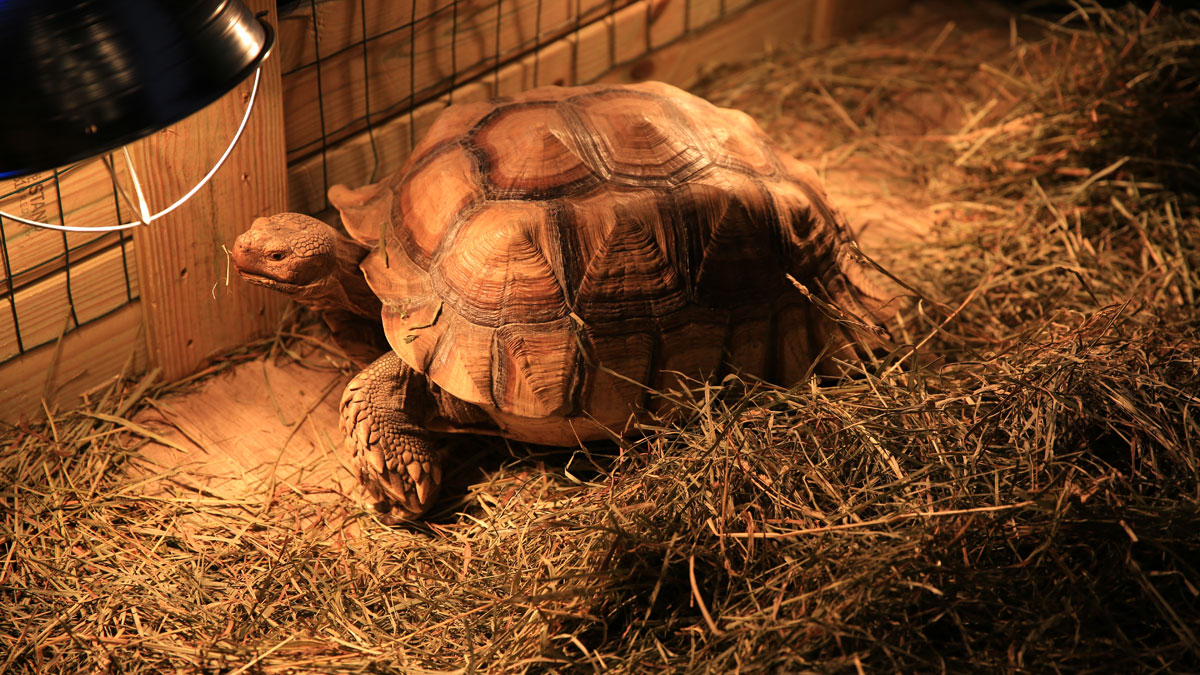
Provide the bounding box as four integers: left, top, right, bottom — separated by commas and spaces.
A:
232, 213, 340, 294
232, 212, 381, 319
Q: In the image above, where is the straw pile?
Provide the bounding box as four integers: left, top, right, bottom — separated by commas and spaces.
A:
3, 2, 1197, 672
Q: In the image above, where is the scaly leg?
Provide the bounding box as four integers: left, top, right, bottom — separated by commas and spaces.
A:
340, 352, 443, 521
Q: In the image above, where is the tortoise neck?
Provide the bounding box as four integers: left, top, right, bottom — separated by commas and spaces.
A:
294, 228, 382, 321
334, 234, 383, 320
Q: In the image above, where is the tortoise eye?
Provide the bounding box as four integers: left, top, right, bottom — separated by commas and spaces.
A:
267, 251, 286, 261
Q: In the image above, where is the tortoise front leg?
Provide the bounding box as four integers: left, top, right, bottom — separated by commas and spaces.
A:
340, 352, 443, 521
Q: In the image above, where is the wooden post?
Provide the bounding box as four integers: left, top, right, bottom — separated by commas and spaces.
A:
131, 0, 288, 382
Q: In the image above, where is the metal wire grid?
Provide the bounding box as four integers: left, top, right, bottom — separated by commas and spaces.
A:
285, 0, 737, 209
0, 169, 136, 364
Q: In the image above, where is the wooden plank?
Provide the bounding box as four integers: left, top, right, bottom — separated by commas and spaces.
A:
574, 11, 617, 84
649, 0, 687, 50
280, 0, 636, 163
0, 163, 130, 288
611, 0, 650, 68
130, 0, 289, 382
689, 0, 723, 28
0, 303, 145, 424
1, 244, 139, 362
598, 0, 816, 85
0, 165, 138, 386
278, 0, 453, 75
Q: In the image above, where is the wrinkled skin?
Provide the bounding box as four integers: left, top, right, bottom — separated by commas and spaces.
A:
232, 214, 379, 318
233, 214, 390, 368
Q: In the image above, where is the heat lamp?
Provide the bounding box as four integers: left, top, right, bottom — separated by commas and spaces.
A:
0, 0, 275, 232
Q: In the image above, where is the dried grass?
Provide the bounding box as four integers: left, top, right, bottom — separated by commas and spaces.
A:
3, 2, 1199, 672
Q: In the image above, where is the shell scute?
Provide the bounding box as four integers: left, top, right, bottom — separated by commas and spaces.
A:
430, 200, 570, 327
667, 176, 791, 308
709, 108, 779, 176
579, 319, 656, 428
726, 310, 774, 381
422, 305, 496, 408
470, 103, 600, 197
393, 145, 483, 266
568, 188, 689, 323
492, 319, 579, 417
653, 307, 730, 403
567, 91, 710, 185
762, 172, 839, 280
408, 99, 496, 165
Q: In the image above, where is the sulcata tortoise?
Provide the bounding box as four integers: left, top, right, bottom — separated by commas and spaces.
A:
232, 81, 887, 521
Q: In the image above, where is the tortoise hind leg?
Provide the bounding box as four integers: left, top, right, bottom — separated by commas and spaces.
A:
340, 352, 443, 521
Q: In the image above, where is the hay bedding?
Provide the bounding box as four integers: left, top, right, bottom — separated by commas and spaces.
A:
3, 1, 1199, 671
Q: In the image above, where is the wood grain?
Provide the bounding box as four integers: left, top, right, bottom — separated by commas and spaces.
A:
130, 0, 289, 382
0, 165, 124, 283
0, 303, 145, 424
1, 244, 140, 363
596, 0, 818, 85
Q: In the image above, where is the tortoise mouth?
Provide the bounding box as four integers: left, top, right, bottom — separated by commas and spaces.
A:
237, 269, 304, 293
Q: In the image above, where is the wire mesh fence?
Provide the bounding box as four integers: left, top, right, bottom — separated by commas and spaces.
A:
0, 166, 138, 364
0, 0, 763, 366
282, 1, 638, 165
280, 0, 760, 213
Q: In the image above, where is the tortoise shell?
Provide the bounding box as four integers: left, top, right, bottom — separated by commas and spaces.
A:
330, 81, 871, 437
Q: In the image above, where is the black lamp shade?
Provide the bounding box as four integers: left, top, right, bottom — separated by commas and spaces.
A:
0, 0, 274, 179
